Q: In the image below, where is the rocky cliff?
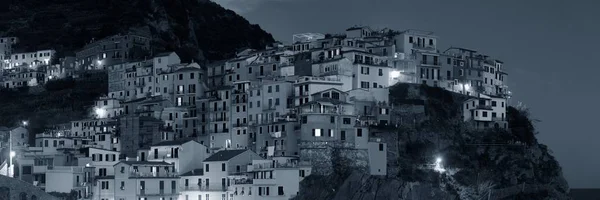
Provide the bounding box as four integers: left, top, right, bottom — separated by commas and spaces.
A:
0, 0, 275, 62
294, 84, 570, 200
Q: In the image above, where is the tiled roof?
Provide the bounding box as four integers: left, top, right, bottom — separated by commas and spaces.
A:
181, 168, 204, 176
204, 150, 247, 162
152, 139, 198, 147
174, 67, 201, 73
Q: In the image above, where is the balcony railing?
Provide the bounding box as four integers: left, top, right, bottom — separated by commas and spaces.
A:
139, 190, 179, 196
412, 43, 436, 51
233, 179, 253, 185
180, 185, 227, 192
212, 117, 229, 122
263, 105, 277, 111
252, 161, 299, 170
129, 171, 179, 178
233, 123, 248, 128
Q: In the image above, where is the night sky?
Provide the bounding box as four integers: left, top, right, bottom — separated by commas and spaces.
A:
213, 0, 600, 188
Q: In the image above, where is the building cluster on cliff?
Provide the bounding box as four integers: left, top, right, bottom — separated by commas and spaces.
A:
0, 26, 511, 200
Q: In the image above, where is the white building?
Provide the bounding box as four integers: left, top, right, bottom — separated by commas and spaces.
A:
147, 139, 210, 175
112, 161, 180, 200
179, 150, 261, 200
462, 94, 508, 129
228, 157, 312, 200
45, 166, 95, 199
8, 49, 56, 69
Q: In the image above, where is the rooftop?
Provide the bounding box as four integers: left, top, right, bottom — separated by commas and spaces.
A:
181, 168, 204, 176
204, 150, 247, 162
151, 139, 199, 147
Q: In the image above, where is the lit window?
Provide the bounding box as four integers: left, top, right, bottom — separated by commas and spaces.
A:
313, 129, 322, 137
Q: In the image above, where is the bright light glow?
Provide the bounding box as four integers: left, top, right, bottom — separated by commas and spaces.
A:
464, 84, 471, 91
48, 75, 53, 80
85, 163, 91, 167
97, 60, 102, 65
22, 121, 28, 126
94, 107, 108, 119
434, 157, 446, 173
390, 71, 401, 79
10, 151, 15, 158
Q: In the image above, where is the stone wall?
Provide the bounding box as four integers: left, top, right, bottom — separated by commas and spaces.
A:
299, 141, 369, 175
0, 175, 60, 200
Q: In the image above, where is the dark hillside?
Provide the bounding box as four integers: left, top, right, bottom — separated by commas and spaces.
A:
0, 0, 275, 61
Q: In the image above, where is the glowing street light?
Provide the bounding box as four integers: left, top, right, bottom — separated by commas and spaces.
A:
390, 71, 401, 79
94, 107, 108, 119
434, 156, 446, 173
22, 121, 28, 126
10, 151, 15, 158
464, 84, 471, 91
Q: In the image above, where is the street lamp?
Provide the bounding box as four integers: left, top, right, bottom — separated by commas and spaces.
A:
22, 121, 28, 126
94, 107, 108, 119
434, 156, 446, 173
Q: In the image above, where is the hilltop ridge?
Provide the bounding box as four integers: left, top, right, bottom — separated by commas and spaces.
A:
0, 0, 275, 62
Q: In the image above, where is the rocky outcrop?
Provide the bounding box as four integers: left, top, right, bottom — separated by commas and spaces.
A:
294, 84, 571, 200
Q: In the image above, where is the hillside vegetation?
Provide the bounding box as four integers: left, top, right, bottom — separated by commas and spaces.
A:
293, 84, 570, 200
0, 74, 107, 144
0, 0, 275, 62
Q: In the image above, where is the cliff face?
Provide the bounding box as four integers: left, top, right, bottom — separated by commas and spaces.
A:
294, 84, 570, 200
0, 0, 275, 61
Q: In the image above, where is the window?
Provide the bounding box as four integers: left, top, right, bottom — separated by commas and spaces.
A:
221, 163, 226, 171
482, 111, 488, 117
205, 164, 209, 172
190, 73, 194, 79
379, 143, 384, 151
278, 186, 284, 196
357, 128, 363, 137
343, 118, 351, 124
361, 81, 369, 88
330, 116, 335, 123
275, 85, 280, 92
313, 129, 322, 137
492, 101, 497, 107
378, 69, 383, 76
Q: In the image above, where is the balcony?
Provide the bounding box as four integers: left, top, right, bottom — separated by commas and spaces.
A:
475, 105, 493, 110
233, 89, 247, 94
233, 179, 253, 185
263, 105, 277, 111
180, 185, 227, 192
251, 161, 300, 171
233, 123, 247, 128
412, 43, 436, 51
212, 117, 229, 122
138, 190, 179, 196
47, 166, 84, 173
129, 171, 179, 178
